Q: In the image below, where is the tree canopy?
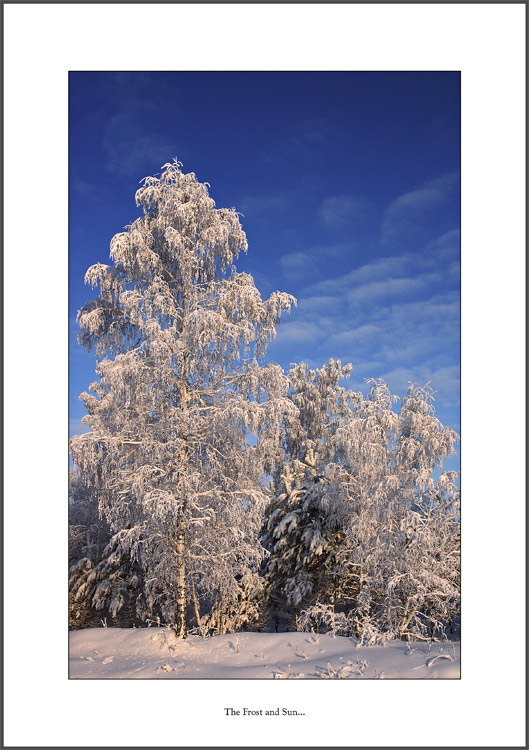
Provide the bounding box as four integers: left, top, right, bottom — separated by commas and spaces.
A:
70, 160, 459, 643
70, 159, 295, 636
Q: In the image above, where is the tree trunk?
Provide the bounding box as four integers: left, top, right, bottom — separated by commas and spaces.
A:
190, 577, 202, 631
175, 503, 187, 638
216, 594, 224, 635
399, 601, 417, 641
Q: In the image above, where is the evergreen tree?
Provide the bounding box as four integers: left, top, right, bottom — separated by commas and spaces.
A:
68, 471, 111, 628
262, 360, 356, 628
261, 453, 346, 628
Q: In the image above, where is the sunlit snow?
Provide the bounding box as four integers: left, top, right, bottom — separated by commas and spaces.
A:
69, 628, 460, 679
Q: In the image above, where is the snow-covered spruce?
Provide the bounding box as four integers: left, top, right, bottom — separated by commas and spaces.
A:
261, 361, 358, 626
68, 471, 112, 628
70, 160, 295, 637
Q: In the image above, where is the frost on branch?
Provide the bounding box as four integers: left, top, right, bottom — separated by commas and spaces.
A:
69, 158, 459, 645
264, 373, 460, 641
70, 159, 295, 637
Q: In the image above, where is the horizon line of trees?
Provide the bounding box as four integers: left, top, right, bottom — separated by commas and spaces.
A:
69, 159, 460, 643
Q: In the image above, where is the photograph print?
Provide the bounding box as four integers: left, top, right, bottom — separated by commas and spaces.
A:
68, 71, 461, 679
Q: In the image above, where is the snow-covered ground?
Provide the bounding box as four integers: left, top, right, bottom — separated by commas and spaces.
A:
69, 628, 460, 679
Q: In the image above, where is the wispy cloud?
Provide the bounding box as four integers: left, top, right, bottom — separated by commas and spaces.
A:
72, 180, 98, 200
319, 194, 374, 229
268, 229, 459, 429
370, 364, 460, 418
273, 319, 326, 346
297, 295, 345, 315
327, 324, 382, 349
278, 243, 355, 283
280, 252, 318, 279
306, 291, 458, 367
271, 289, 460, 425
279, 243, 354, 284
303, 247, 445, 299
103, 112, 179, 179
381, 173, 459, 245
324, 293, 460, 427
346, 273, 440, 310
70, 72, 186, 183
300, 225, 459, 304
425, 228, 460, 260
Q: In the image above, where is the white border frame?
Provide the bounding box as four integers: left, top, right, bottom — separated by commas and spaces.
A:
4, 3, 525, 747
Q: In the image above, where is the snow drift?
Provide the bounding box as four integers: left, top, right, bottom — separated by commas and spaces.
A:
69, 628, 460, 679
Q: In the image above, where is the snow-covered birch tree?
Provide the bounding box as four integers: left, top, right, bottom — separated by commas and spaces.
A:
70, 159, 295, 637
262, 367, 460, 640
299, 379, 460, 642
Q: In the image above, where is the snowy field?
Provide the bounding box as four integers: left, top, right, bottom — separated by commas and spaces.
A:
69, 628, 460, 679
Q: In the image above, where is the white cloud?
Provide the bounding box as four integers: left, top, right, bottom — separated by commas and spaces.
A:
382, 293, 460, 325
103, 111, 178, 179
374, 364, 460, 413
347, 295, 457, 365
302, 251, 426, 298
319, 194, 374, 228
280, 243, 353, 277
297, 295, 345, 314
276, 288, 459, 417
273, 319, 324, 346
381, 173, 459, 245
266, 228, 459, 427
346, 273, 439, 308
327, 324, 381, 348
279, 243, 355, 282
426, 228, 460, 257
302, 269, 356, 298
303, 229, 459, 301
351, 254, 417, 284
72, 180, 98, 200
280, 251, 318, 278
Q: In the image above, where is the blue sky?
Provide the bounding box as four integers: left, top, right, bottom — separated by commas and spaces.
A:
70, 71, 460, 455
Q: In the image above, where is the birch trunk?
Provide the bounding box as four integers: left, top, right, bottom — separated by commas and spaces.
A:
175, 501, 187, 638
190, 577, 202, 630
